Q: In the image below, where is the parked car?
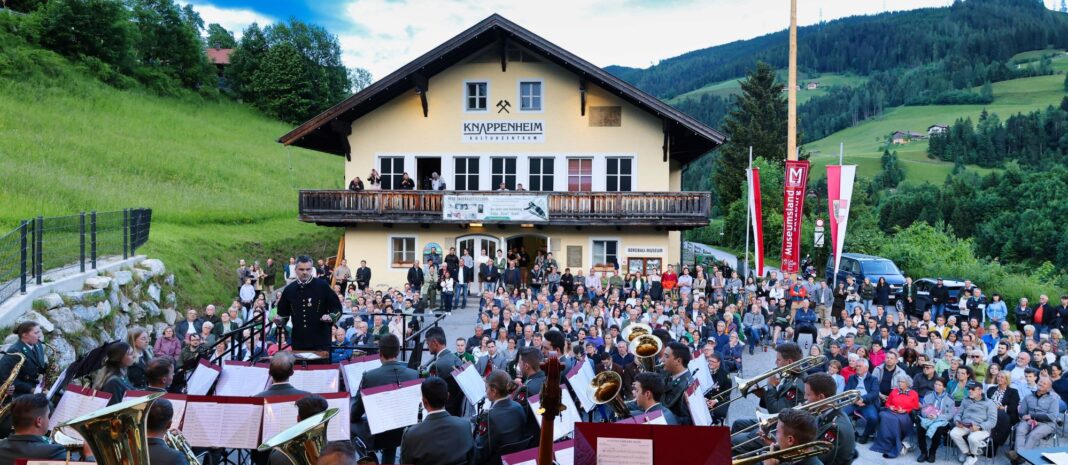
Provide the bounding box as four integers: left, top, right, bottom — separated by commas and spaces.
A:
897, 278, 968, 318
825, 253, 906, 305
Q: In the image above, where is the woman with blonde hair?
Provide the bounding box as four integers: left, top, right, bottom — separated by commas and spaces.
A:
126, 327, 154, 389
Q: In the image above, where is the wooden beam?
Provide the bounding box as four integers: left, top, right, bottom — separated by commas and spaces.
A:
579, 77, 587, 116
329, 119, 352, 161
413, 73, 429, 118
496, 30, 507, 72
662, 120, 671, 162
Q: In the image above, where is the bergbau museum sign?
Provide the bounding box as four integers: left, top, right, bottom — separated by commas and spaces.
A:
462, 121, 545, 143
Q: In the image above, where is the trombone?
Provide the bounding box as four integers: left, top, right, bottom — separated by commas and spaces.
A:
731, 390, 861, 451
706, 355, 826, 410
629, 334, 663, 373
589, 370, 631, 420
732, 441, 832, 465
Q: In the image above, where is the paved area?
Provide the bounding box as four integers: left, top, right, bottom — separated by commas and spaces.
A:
427, 294, 1015, 465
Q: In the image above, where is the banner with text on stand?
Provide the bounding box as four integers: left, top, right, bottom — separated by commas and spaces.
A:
826, 164, 856, 285
443, 194, 549, 222
780, 160, 810, 273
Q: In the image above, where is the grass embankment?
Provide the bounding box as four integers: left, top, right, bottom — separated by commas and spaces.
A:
805, 73, 1066, 183
667, 71, 868, 105
0, 33, 343, 307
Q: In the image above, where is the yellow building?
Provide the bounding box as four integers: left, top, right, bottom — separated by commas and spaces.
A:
279, 14, 723, 288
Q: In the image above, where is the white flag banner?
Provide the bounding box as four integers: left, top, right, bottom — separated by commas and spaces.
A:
826, 165, 857, 284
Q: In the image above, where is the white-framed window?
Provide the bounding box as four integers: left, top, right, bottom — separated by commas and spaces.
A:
592, 239, 619, 268
466, 81, 488, 112
567, 157, 593, 192
519, 80, 542, 112
454, 157, 480, 191
390, 236, 417, 267
380, 157, 404, 190
528, 157, 554, 192
606, 157, 633, 192
491, 157, 517, 190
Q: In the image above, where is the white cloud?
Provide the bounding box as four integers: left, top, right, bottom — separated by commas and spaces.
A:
184, 1, 275, 39
335, 0, 960, 81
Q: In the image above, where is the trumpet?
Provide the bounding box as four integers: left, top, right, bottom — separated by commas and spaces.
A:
706, 355, 826, 410
589, 371, 630, 420
731, 390, 861, 449
732, 441, 832, 465
629, 334, 663, 373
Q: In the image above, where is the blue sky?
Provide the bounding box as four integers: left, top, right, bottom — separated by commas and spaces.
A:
185, 0, 1058, 80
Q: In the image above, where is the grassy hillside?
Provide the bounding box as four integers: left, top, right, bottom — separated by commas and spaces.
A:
805, 73, 1066, 183
667, 72, 867, 105
0, 33, 342, 306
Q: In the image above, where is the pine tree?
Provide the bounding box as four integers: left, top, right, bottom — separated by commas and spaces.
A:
712, 62, 793, 206
206, 24, 237, 49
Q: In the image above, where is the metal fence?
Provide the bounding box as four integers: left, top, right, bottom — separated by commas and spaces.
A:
0, 208, 152, 304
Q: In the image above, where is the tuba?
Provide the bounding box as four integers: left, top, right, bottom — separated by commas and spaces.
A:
589, 370, 631, 420
0, 353, 26, 420
56, 391, 163, 465
258, 408, 338, 465
621, 323, 653, 343
732, 441, 832, 465
629, 334, 663, 373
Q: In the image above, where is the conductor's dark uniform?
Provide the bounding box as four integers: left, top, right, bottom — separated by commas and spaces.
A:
276, 277, 341, 350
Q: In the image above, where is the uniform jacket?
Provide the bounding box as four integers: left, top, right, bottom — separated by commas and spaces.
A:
400, 411, 474, 465
276, 277, 342, 350
0, 434, 66, 463
762, 373, 804, 414
0, 341, 46, 396
818, 410, 856, 465
353, 361, 420, 449
430, 349, 466, 416
149, 437, 190, 465
662, 370, 693, 425
474, 399, 528, 465
254, 382, 310, 398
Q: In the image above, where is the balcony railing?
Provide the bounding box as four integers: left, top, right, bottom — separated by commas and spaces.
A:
298, 190, 711, 228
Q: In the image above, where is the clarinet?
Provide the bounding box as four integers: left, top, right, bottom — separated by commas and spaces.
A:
417, 402, 424, 423
472, 398, 487, 438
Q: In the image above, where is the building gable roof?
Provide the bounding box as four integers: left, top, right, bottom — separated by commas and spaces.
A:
206, 48, 233, 65
277, 14, 725, 163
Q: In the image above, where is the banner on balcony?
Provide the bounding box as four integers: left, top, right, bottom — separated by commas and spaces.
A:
826, 164, 857, 285
443, 194, 550, 222
780, 159, 810, 273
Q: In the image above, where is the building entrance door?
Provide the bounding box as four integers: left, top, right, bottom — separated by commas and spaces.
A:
457, 235, 501, 291
416, 157, 442, 190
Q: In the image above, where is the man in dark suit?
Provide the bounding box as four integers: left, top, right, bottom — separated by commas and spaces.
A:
660, 341, 693, 426
630, 372, 679, 425
355, 260, 372, 291
147, 398, 190, 465
0, 394, 91, 464
475, 340, 507, 377
542, 330, 574, 374
255, 352, 310, 397
424, 327, 465, 416
268, 396, 329, 465
407, 261, 424, 293
475, 371, 529, 465
515, 348, 546, 400
145, 357, 175, 392
352, 335, 419, 464
400, 377, 474, 465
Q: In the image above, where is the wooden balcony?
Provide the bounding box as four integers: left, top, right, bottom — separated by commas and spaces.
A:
298, 190, 712, 229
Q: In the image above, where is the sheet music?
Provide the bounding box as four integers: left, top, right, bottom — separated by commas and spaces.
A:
596, 438, 652, 465
219, 403, 263, 449
528, 387, 581, 441
566, 364, 596, 412
49, 386, 111, 441
688, 358, 714, 394
186, 362, 220, 395
215, 362, 269, 396
45, 368, 68, 401
261, 394, 349, 443
323, 394, 351, 441
341, 357, 382, 397
290, 365, 341, 393
686, 380, 713, 426
181, 401, 224, 448
453, 364, 486, 406
363, 381, 423, 435
1043, 452, 1068, 465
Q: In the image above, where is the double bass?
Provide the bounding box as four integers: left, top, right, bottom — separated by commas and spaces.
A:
536, 352, 565, 465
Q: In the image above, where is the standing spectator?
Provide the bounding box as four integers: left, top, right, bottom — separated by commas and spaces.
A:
874, 277, 891, 310
399, 172, 415, 189
813, 281, 833, 324
239, 278, 256, 310
457, 248, 474, 308
284, 257, 297, 284
407, 260, 424, 292
424, 260, 439, 310
860, 277, 875, 315
441, 270, 456, 315
1056, 295, 1068, 335
503, 262, 521, 294
355, 260, 372, 291
901, 277, 916, 317
949, 382, 998, 465
333, 259, 351, 291
262, 257, 278, 296
1016, 297, 1033, 328
930, 278, 949, 320
986, 293, 1007, 326
347, 176, 364, 191
316, 259, 331, 279
154, 326, 182, 360
1033, 295, 1056, 335
236, 259, 251, 293
965, 288, 986, 325
661, 265, 678, 301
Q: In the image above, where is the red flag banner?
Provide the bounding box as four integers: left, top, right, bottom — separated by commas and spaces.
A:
780, 160, 810, 273
747, 168, 764, 274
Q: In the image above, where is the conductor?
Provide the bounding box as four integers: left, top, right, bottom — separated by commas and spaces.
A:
276, 256, 341, 351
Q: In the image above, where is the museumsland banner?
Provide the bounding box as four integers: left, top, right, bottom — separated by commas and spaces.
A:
780, 159, 810, 273
826, 164, 857, 285
443, 194, 550, 222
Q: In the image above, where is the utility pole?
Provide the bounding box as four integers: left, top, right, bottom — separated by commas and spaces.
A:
788, 0, 798, 161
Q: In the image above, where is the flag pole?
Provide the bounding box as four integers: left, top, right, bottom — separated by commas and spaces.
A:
744, 146, 753, 278
787, 0, 798, 162
839, 142, 844, 165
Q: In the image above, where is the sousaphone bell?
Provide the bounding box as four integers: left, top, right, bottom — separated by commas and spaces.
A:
629, 334, 663, 372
